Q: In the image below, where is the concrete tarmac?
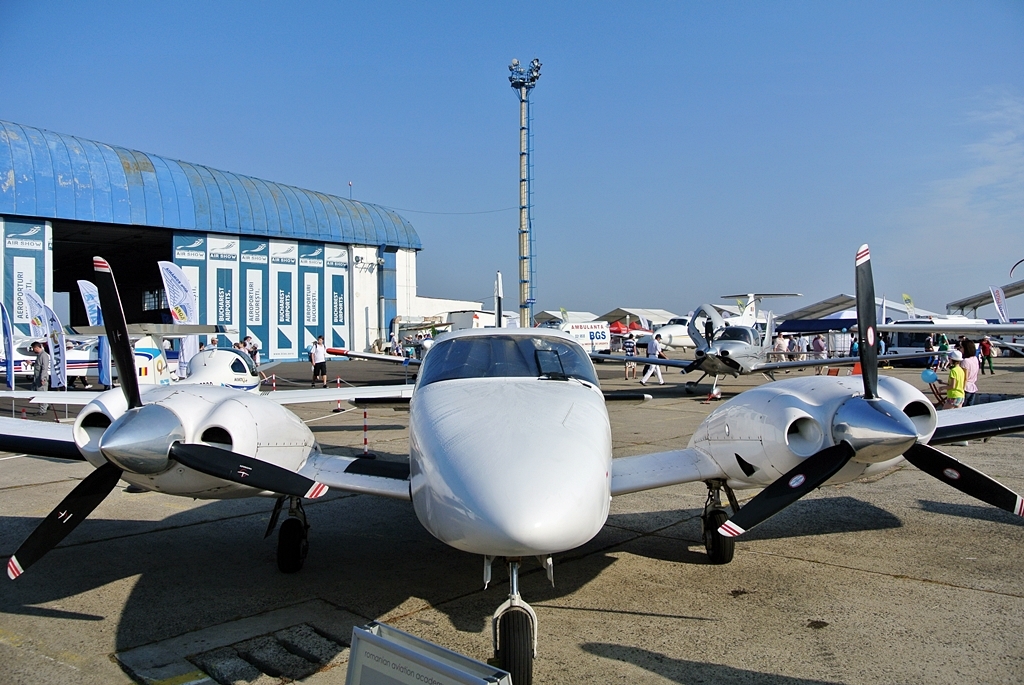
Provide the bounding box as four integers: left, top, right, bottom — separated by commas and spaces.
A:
1, 355, 1022, 683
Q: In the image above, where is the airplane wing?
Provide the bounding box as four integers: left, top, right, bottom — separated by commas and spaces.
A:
751, 351, 934, 373
930, 398, 1024, 445
0, 416, 83, 460
262, 384, 415, 405
300, 453, 411, 500
327, 349, 423, 366
877, 323, 1024, 334
0, 390, 101, 405
611, 448, 725, 496
590, 353, 700, 372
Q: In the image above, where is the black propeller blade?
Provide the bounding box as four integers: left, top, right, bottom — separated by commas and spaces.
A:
92, 256, 142, 410
904, 444, 1024, 517
718, 442, 856, 538
854, 244, 879, 400
168, 443, 328, 499
7, 462, 123, 580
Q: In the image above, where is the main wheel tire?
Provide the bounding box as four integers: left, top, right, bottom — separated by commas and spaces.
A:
497, 607, 534, 685
277, 517, 308, 573
703, 509, 735, 565
684, 382, 696, 394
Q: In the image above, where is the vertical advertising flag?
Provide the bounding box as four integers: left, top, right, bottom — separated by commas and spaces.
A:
990, 286, 1010, 324
0, 303, 14, 389
269, 240, 298, 359
157, 261, 200, 376
299, 244, 324, 351
25, 290, 66, 388
324, 246, 348, 348
240, 239, 269, 360
77, 280, 112, 387
902, 294, 916, 319
43, 303, 66, 389
23, 289, 48, 339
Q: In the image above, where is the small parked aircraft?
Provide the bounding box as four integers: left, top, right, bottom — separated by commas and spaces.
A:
3, 250, 1024, 685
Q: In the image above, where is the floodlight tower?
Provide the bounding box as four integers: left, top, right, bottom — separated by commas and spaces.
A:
509, 57, 541, 327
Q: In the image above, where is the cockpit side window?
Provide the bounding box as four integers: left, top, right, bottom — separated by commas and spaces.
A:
418, 335, 599, 387
718, 327, 757, 345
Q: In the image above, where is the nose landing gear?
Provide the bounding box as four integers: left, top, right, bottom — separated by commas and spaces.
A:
490, 558, 538, 685
703, 479, 739, 564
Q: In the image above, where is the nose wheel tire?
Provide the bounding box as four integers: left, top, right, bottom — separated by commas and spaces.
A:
703, 508, 735, 565
497, 607, 534, 685
277, 517, 308, 573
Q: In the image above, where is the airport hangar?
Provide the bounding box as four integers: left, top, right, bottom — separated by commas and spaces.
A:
0, 120, 475, 361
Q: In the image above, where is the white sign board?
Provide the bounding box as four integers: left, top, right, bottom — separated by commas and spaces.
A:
347, 623, 510, 685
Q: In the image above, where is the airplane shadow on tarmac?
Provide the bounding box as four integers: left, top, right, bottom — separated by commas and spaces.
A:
0, 490, 620, 656
581, 643, 843, 684
0, 490, 908, 658
917, 499, 1024, 526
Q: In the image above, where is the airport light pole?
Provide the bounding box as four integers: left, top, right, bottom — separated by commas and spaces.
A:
509, 58, 541, 327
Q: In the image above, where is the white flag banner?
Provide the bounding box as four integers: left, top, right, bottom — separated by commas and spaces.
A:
158, 261, 200, 375
23, 289, 47, 338
24, 290, 66, 388
43, 304, 67, 389
990, 286, 1009, 324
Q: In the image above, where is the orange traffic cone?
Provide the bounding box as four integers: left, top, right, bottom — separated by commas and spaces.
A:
851, 362, 862, 375
20, 407, 26, 419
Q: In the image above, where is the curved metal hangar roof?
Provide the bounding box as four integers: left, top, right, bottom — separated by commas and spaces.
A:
0, 120, 420, 249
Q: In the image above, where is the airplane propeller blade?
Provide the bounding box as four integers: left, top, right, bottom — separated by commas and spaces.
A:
854, 244, 879, 400
903, 444, 1024, 517
718, 442, 856, 538
168, 443, 329, 499
92, 257, 143, 410
7, 462, 123, 580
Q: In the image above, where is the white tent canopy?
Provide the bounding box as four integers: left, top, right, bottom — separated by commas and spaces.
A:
597, 308, 678, 326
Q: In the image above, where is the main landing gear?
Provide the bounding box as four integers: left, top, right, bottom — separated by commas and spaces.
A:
266, 496, 309, 573
486, 556, 551, 685
702, 479, 740, 565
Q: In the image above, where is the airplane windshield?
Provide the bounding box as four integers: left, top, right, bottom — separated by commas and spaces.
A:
717, 327, 758, 345
418, 335, 599, 387
224, 349, 259, 376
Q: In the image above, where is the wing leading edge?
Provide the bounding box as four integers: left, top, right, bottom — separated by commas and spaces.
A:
611, 448, 725, 496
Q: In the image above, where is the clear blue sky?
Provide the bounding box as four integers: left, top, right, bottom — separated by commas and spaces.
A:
2, 2, 1022, 318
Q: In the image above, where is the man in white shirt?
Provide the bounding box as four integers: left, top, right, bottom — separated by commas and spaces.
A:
309, 335, 328, 387
641, 334, 665, 385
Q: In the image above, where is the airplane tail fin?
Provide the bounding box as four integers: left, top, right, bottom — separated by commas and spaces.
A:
133, 335, 172, 387
741, 295, 756, 325
762, 312, 775, 348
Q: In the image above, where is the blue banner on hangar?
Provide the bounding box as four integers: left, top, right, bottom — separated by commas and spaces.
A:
298, 243, 324, 352
239, 239, 269, 359
2, 218, 52, 335
172, 232, 207, 339
269, 240, 298, 360
324, 245, 348, 348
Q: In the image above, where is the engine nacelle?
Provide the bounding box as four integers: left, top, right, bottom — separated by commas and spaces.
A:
690, 374, 936, 489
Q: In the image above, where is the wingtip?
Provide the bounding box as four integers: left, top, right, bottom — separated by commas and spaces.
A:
7, 555, 23, 580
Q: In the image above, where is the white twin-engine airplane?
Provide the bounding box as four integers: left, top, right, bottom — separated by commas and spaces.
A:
4, 249, 1024, 685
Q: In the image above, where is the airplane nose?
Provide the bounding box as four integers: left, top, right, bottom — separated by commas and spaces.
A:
411, 380, 612, 556
832, 397, 918, 463
100, 404, 184, 474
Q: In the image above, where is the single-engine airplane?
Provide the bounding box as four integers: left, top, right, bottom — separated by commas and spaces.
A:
3, 249, 1024, 685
